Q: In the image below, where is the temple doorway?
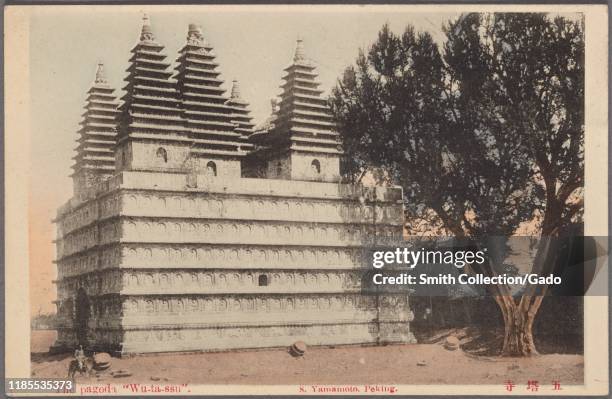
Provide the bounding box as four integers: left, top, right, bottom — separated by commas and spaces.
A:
74, 288, 90, 346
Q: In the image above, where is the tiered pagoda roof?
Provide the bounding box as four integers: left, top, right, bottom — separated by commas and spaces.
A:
118, 15, 186, 144
174, 24, 251, 158
251, 39, 342, 156
71, 63, 119, 178
226, 80, 255, 137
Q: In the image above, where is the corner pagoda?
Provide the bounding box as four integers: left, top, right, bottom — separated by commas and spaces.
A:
71, 63, 119, 198
246, 39, 342, 182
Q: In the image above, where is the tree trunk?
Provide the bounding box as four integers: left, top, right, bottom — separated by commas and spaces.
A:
492, 233, 555, 356
496, 295, 542, 356
501, 304, 537, 356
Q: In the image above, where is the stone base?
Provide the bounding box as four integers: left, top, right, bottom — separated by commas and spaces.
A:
119, 322, 416, 354
51, 323, 417, 357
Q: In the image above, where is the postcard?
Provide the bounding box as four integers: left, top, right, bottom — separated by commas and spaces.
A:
4, 4, 608, 396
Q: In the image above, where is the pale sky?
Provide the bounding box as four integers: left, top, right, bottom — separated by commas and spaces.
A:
28, 6, 458, 313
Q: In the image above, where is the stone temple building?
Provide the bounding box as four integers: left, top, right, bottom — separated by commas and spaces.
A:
52, 16, 415, 355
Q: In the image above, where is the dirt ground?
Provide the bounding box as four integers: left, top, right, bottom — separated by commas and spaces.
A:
31, 330, 583, 386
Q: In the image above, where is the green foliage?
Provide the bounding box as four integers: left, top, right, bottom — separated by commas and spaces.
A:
331, 14, 584, 237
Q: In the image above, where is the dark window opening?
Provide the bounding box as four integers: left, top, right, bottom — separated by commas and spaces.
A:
258, 274, 268, 286
311, 159, 321, 174
206, 161, 217, 176
156, 147, 168, 163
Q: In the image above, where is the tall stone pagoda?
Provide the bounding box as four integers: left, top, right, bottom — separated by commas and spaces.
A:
71, 63, 119, 198
173, 23, 252, 177
52, 17, 415, 355
116, 14, 187, 173
246, 39, 342, 182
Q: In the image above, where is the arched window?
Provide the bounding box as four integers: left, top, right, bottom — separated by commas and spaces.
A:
156, 147, 168, 163
258, 274, 268, 287
311, 159, 321, 174
206, 161, 217, 176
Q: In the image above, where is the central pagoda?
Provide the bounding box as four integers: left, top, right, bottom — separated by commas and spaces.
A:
116, 16, 253, 177
174, 24, 252, 177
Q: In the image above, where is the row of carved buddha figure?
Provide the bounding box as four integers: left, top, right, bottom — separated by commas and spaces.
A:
58, 189, 403, 232
57, 221, 121, 258
56, 227, 99, 258
56, 245, 366, 280
122, 269, 362, 291
56, 247, 121, 278
55, 272, 122, 299
58, 218, 402, 258
121, 245, 368, 268
56, 200, 101, 237
57, 192, 120, 235
55, 292, 412, 325
120, 218, 402, 244
58, 191, 403, 238
56, 269, 364, 297
120, 293, 409, 315
121, 193, 403, 225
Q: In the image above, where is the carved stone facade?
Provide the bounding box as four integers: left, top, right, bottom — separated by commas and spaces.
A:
53, 172, 415, 354
53, 16, 415, 355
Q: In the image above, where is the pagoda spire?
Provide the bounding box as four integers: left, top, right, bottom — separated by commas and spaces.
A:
72, 62, 119, 196
174, 23, 252, 159
117, 14, 187, 164
139, 13, 156, 43
230, 79, 241, 100
94, 62, 108, 85
293, 37, 306, 62
227, 79, 255, 136
186, 23, 206, 47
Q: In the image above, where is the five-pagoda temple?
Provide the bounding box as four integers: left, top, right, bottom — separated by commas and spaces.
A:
53, 15, 415, 355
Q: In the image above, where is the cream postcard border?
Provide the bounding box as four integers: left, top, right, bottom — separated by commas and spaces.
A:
4, 4, 608, 396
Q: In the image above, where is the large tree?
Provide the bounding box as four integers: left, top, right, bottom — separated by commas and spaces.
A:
330, 14, 584, 356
